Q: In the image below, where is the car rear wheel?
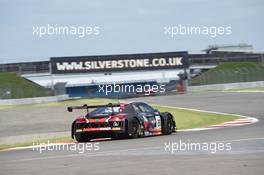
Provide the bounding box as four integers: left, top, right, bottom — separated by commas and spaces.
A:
111, 133, 120, 140
130, 118, 140, 138
75, 133, 91, 142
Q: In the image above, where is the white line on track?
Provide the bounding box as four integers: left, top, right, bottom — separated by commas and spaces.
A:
1, 137, 264, 164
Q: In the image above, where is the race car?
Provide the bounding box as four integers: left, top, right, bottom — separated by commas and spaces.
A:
68, 102, 176, 142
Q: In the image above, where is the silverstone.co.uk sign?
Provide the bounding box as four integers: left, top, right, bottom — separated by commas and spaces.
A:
50, 52, 189, 74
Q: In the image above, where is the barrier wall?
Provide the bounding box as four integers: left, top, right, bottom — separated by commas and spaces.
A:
0, 95, 69, 105
188, 81, 264, 91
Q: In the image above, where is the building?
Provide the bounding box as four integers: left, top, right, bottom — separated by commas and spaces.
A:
5, 52, 189, 98
1, 48, 263, 98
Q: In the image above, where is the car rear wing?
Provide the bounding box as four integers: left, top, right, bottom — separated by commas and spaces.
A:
67, 103, 125, 112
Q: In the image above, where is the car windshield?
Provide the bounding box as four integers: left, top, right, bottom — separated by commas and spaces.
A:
89, 106, 121, 115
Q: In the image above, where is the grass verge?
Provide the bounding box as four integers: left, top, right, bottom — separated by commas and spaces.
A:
0, 136, 74, 151
0, 98, 119, 110
0, 72, 50, 99
191, 62, 264, 85
153, 105, 239, 130
225, 87, 264, 92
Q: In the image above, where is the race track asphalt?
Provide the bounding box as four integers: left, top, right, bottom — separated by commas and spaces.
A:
1, 91, 264, 175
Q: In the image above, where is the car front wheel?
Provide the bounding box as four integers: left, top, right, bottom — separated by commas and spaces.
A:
162, 115, 174, 135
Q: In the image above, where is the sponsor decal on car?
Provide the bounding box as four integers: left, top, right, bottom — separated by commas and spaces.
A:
111, 127, 121, 131
76, 129, 83, 132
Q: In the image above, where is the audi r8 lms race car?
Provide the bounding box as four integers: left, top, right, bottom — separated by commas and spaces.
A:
68, 102, 176, 142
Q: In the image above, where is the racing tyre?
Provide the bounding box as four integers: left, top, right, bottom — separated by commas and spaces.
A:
74, 133, 91, 142
130, 118, 140, 138
162, 115, 174, 135
111, 133, 119, 140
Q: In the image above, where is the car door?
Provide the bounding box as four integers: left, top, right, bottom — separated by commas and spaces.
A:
136, 103, 162, 130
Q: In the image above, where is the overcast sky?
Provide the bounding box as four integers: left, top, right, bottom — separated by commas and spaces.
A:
0, 0, 263, 63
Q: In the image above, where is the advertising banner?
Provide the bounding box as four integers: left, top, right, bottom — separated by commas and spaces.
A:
51, 52, 189, 74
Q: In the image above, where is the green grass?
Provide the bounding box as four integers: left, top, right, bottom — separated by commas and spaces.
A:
225, 86, 264, 92
0, 98, 120, 110
35, 98, 121, 107
0, 136, 74, 150
153, 105, 239, 130
191, 62, 264, 85
0, 72, 50, 99
213, 62, 263, 70
0, 106, 12, 110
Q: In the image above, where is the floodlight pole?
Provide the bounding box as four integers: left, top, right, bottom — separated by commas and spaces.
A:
49, 62, 54, 91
